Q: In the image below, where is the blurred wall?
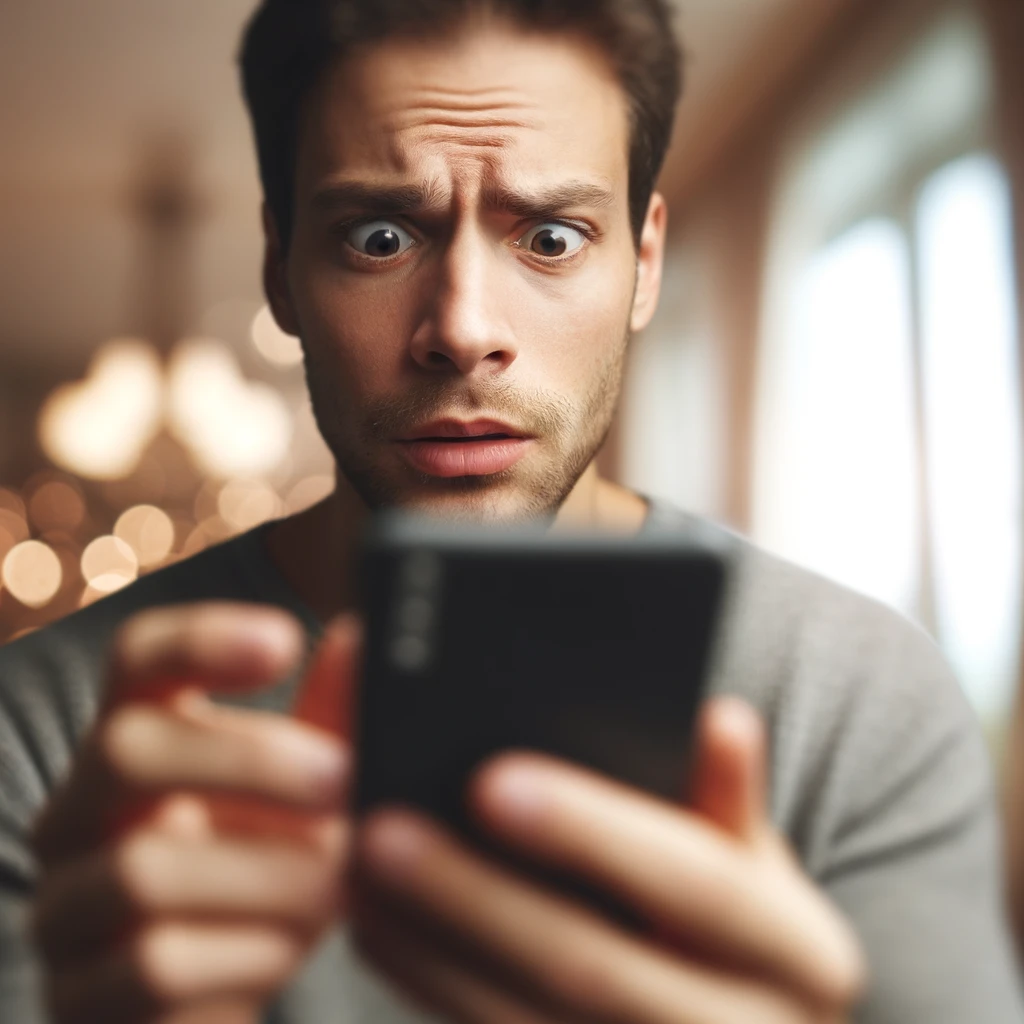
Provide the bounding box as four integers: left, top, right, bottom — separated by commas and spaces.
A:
0, 0, 1021, 707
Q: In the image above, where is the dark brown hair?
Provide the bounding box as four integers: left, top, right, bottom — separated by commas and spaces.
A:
239, 0, 683, 249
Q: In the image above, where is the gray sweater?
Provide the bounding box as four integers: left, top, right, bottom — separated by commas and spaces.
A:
1, 503, 1021, 1023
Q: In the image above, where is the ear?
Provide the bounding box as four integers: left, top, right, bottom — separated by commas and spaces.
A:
262, 202, 301, 336
630, 192, 668, 334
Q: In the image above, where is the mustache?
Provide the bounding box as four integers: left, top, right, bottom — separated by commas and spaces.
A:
362, 379, 574, 440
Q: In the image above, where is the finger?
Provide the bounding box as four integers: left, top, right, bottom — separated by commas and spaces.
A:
153, 1000, 260, 1024
48, 923, 303, 1024
33, 701, 348, 866
358, 811, 812, 1024
355, 896, 563, 1024
469, 755, 863, 1009
163, 791, 343, 850
688, 698, 767, 843
106, 603, 305, 708
292, 615, 361, 742
110, 698, 348, 803
34, 826, 349, 969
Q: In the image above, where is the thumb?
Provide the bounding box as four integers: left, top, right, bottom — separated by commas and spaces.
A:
292, 614, 362, 742
687, 697, 768, 844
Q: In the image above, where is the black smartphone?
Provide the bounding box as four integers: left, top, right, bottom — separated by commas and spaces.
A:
352, 513, 732, 842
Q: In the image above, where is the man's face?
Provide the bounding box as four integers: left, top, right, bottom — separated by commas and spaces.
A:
272, 18, 663, 522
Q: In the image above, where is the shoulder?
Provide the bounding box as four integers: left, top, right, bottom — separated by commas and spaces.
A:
647, 501, 948, 706
730, 538, 981, 853
649, 504, 988, 868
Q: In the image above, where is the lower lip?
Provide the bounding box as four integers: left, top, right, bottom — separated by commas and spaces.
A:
397, 438, 532, 478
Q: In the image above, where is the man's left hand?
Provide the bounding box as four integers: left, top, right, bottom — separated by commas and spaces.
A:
351, 698, 865, 1023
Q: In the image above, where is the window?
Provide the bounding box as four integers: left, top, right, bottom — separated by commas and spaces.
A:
754, 6, 1021, 728
918, 155, 1021, 722
762, 219, 920, 613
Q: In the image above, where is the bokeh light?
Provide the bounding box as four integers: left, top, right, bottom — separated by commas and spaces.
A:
168, 338, 293, 479
44, 535, 87, 600
0, 489, 27, 521
193, 479, 222, 523
79, 585, 108, 610
0, 509, 29, 547
218, 480, 282, 532
81, 536, 139, 594
38, 339, 164, 480
28, 480, 86, 534
3, 541, 63, 608
251, 305, 304, 368
114, 505, 175, 568
181, 516, 233, 559
285, 474, 334, 514
0, 522, 18, 571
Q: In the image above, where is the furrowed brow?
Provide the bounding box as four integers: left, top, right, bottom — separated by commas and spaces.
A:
482, 181, 616, 219
311, 180, 448, 216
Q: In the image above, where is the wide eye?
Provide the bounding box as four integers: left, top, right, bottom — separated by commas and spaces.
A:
346, 220, 416, 259
517, 223, 587, 259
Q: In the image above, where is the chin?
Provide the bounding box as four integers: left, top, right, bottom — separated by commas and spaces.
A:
394, 481, 561, 526
337, 446, 589, 525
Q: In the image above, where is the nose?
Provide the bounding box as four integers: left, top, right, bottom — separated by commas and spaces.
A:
409, 226, 518, 376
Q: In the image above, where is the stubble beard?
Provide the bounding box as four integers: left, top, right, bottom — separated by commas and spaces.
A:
304, 327, 629, 525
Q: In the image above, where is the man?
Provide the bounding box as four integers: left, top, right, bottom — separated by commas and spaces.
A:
0, 1, 1021, 1021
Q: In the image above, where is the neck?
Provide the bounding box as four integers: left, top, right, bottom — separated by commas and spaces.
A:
263, 463, 648, 625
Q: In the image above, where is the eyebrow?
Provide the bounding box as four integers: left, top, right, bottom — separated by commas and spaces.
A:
310, 179, 616, 219
311, 180, 448, 216
480, 181, 616, 219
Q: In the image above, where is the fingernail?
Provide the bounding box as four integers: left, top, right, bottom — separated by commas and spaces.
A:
486, 764, 548, 825
302, 737, 350, 797
250, 615, 303, 660
365, 815, 426, 882
714, 698, 763, 745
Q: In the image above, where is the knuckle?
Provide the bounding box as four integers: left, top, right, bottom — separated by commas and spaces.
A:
111, 608, 178, 674
113, 834, 169, 915
111, 604, 237, 680
211, 732, 276, 788
210, 727, 317, 801
133, 924, 303, 1006
133, 923, 190, 1004
97, 705, 161, 782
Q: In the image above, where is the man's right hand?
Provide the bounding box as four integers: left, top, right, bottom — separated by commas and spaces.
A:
28, 604, 356, 1024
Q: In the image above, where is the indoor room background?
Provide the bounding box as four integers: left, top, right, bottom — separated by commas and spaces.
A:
0, 0, 1021, 747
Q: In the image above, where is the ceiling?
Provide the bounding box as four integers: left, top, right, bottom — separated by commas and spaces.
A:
0, 0, 794, 370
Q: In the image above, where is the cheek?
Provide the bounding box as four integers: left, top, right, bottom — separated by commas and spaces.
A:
294, 265, 418, 393
513, 258, 634, 379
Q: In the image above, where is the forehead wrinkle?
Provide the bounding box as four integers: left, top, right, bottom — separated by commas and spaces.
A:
398, 114, 533, 132
415, 131, 517, 150
383, 85, 540, 131
390, 103, 540, 138
403, 85, 538, 107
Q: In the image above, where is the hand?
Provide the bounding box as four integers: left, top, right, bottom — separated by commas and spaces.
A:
352, 698, 866, 1023
30, 603, 357, 1024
